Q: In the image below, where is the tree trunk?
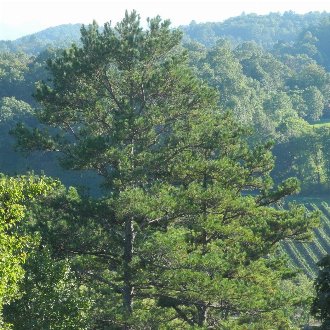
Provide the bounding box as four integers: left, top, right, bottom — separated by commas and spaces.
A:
196, 305, 207, 326
123, 217, 134, 328
196, 171, 209, 326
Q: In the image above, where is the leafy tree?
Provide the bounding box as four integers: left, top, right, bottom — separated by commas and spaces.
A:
0, 174, 56, 328
197, 39, 259, 125
302, 86, 325, 121
295, 17, 330, 71
0, 51, 31, 101
13, 11, 319, 328
272, 126, 330, 194
235, 41, 290, 90
288, 62, 330, 95
311, 255, 330, 329
5, 183, 111, 328
295, 31, 319, 58
0, 97, 33, 124
0, 52, 30, 83
4, 248, 93, 330
263, 92, 295, 124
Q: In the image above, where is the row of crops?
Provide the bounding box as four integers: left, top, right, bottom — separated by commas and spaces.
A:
280, 200, 330, 278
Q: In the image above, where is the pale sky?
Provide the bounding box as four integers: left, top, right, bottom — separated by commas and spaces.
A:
1, 0, 330, 40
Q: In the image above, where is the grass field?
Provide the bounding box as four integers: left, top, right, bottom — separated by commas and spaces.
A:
309, 119, 330, 128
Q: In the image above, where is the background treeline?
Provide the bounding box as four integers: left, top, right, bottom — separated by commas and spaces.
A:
0, 24, 81, 55
182, 11, 330, 48
2, 11, 330, 194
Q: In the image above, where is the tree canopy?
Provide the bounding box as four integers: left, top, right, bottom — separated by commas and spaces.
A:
9, 11, 320, 329
311, 255, 330, 329
0, 174, 58, 329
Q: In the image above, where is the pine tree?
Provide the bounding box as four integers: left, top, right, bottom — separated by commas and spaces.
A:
13, 11, 318, 328
311, 255, 330, 329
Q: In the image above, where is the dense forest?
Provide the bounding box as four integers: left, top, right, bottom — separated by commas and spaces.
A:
1, 10, 330, 329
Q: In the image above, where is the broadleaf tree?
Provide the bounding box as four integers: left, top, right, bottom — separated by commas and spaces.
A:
0, 174, 57, 329
13, 11, 319, 328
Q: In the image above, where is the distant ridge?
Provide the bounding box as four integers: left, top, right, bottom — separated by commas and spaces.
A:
0, 23, 82, 54
15, 23, 82, 42
1, 11, 330, 54
181, 11, 330, 48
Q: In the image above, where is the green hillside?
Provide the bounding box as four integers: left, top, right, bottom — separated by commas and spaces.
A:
0, 24, 81, 54
182, 11, 330, 47
281, 200, 330, 277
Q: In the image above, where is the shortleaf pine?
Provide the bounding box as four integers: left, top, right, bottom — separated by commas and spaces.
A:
13, 11, 319, 328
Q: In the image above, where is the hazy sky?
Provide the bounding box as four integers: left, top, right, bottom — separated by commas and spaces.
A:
1, 0, 330, 40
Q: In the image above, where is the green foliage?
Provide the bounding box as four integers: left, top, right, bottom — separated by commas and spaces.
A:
10, 11, 320, 328
0, 51, 31, 100
4, 248, 93, 330
3, 9, 330, 328
302, 86, 325, 121
184, 19, 330, 196
0, 97, 33, 123
0, 51, 30, 82
273, 127, 330, 193
2, 10, 330, 197
182, 11, 330, 48
235, 41, 289, 90
192, 39, 263, 129
0, 174, 57, 328
293, 17, 330, 71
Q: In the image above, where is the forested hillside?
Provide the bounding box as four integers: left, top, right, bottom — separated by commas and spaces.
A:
1, 10, 330, 329
0, 24, 81, 54
182, 11, 329, 47
2, 12, 330, 194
